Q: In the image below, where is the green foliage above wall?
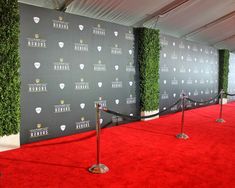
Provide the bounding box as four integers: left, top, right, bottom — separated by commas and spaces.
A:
0, 0, 20, 136
218, 49, 230, 96
135, 28, 160, 111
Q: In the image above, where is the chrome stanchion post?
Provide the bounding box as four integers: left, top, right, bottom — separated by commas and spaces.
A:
176, 93, 189, 139
89, 103, 109, 174
216, 89, 225, 123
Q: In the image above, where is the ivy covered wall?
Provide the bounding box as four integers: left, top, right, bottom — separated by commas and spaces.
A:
135, 28, 160, 111
0, 0, 20, 136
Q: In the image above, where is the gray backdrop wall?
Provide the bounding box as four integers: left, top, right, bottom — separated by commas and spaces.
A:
228, 53, 235, 101
159, 34, 219, 113
19, 4, 139, 144
19, 3, 220, 144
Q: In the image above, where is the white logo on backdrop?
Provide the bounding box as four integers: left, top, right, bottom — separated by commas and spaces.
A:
97, 46, 102, 52
53, 16, 69, 30
115, 99, 119, 104
75, 40, 88, 51
126, 94, 136, 104
179, 42, 185, 49
58, 42, 64, 48
75, 78, 89, 90
171, 51, 178, 60
79, 64, 85, 70
28, 79, 47, 92
79, 25, 84, 31
160, 37, 168, 46
76, 117, 90, 129
98, 82, 102, 88
80, 103, 85, 109
34, 62, 40, 69
161, 64, 169, 72
35, 107, 42, 114
114, 65, 119, 70
27, 34, 46, 48
54, 100, 71, 113
60, 125, 66, 131
33, 17, 40, 23
30, 124, 48, 138
94, 60, 106, 71
112, 78, 122, 88
59, 83, 65, 90
126, 63, 135, 72
125, 31, 134, 40
100, 119, 103, 124
94, 97, 107, 108
114, 31, 118, 36
54, 58, 70, 71
171, 77, 178, 85
93, 24, 105, 35
111, 45, 122, 55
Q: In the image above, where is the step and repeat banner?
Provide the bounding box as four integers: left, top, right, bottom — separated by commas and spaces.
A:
228, 53, 235, 101
19, 4, 139, 144
159, 34, 219, 113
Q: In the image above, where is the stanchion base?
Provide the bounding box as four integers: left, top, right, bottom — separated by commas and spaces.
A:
176, 133, 189, 139
88, 164, 109, 174
216, 118, 225, 123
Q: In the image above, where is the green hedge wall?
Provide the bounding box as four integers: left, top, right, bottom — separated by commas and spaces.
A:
218, 49, 230, 96
0, 0, 20, 136
135, 28, 160, 111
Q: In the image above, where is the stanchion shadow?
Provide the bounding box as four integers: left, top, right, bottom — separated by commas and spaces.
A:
23, 121, 112, 149
0, 156, 87, 169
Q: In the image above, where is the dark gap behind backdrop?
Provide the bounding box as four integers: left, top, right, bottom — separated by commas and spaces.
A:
228, 53, 235, 101
19, 3, 139, 144
19, 3, 219, 144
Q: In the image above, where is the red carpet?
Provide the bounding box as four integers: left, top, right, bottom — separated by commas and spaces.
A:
1, 103, 235, 188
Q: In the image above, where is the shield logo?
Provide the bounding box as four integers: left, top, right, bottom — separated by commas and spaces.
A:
115, 99, 119, 104
33, 17, 40, 23
80, 103, 85, 109
99, 119, 103, 124
129, 50, 132, 55
79, 25, 84, 31
60, 125, 66, 131
114, 65, 119, 70
79, 64, 84, 70
59, 83, 65, 90
97, 46, 102, 52
129, 81, 133, 86
34, 62, 40, 69
114, 31, 118, 36
58, 42, 64, 48
98, 82, 102, 87
35, 107, 42, 114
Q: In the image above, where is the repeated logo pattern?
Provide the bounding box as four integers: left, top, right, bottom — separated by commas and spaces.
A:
19, 4, 138, 144
159, 34, 219, 113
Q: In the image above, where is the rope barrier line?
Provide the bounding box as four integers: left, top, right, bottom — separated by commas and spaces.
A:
102, 98, 182, 119
225, 92, 235, 96
101, 90, 234, 120
186, 93, 220, 104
